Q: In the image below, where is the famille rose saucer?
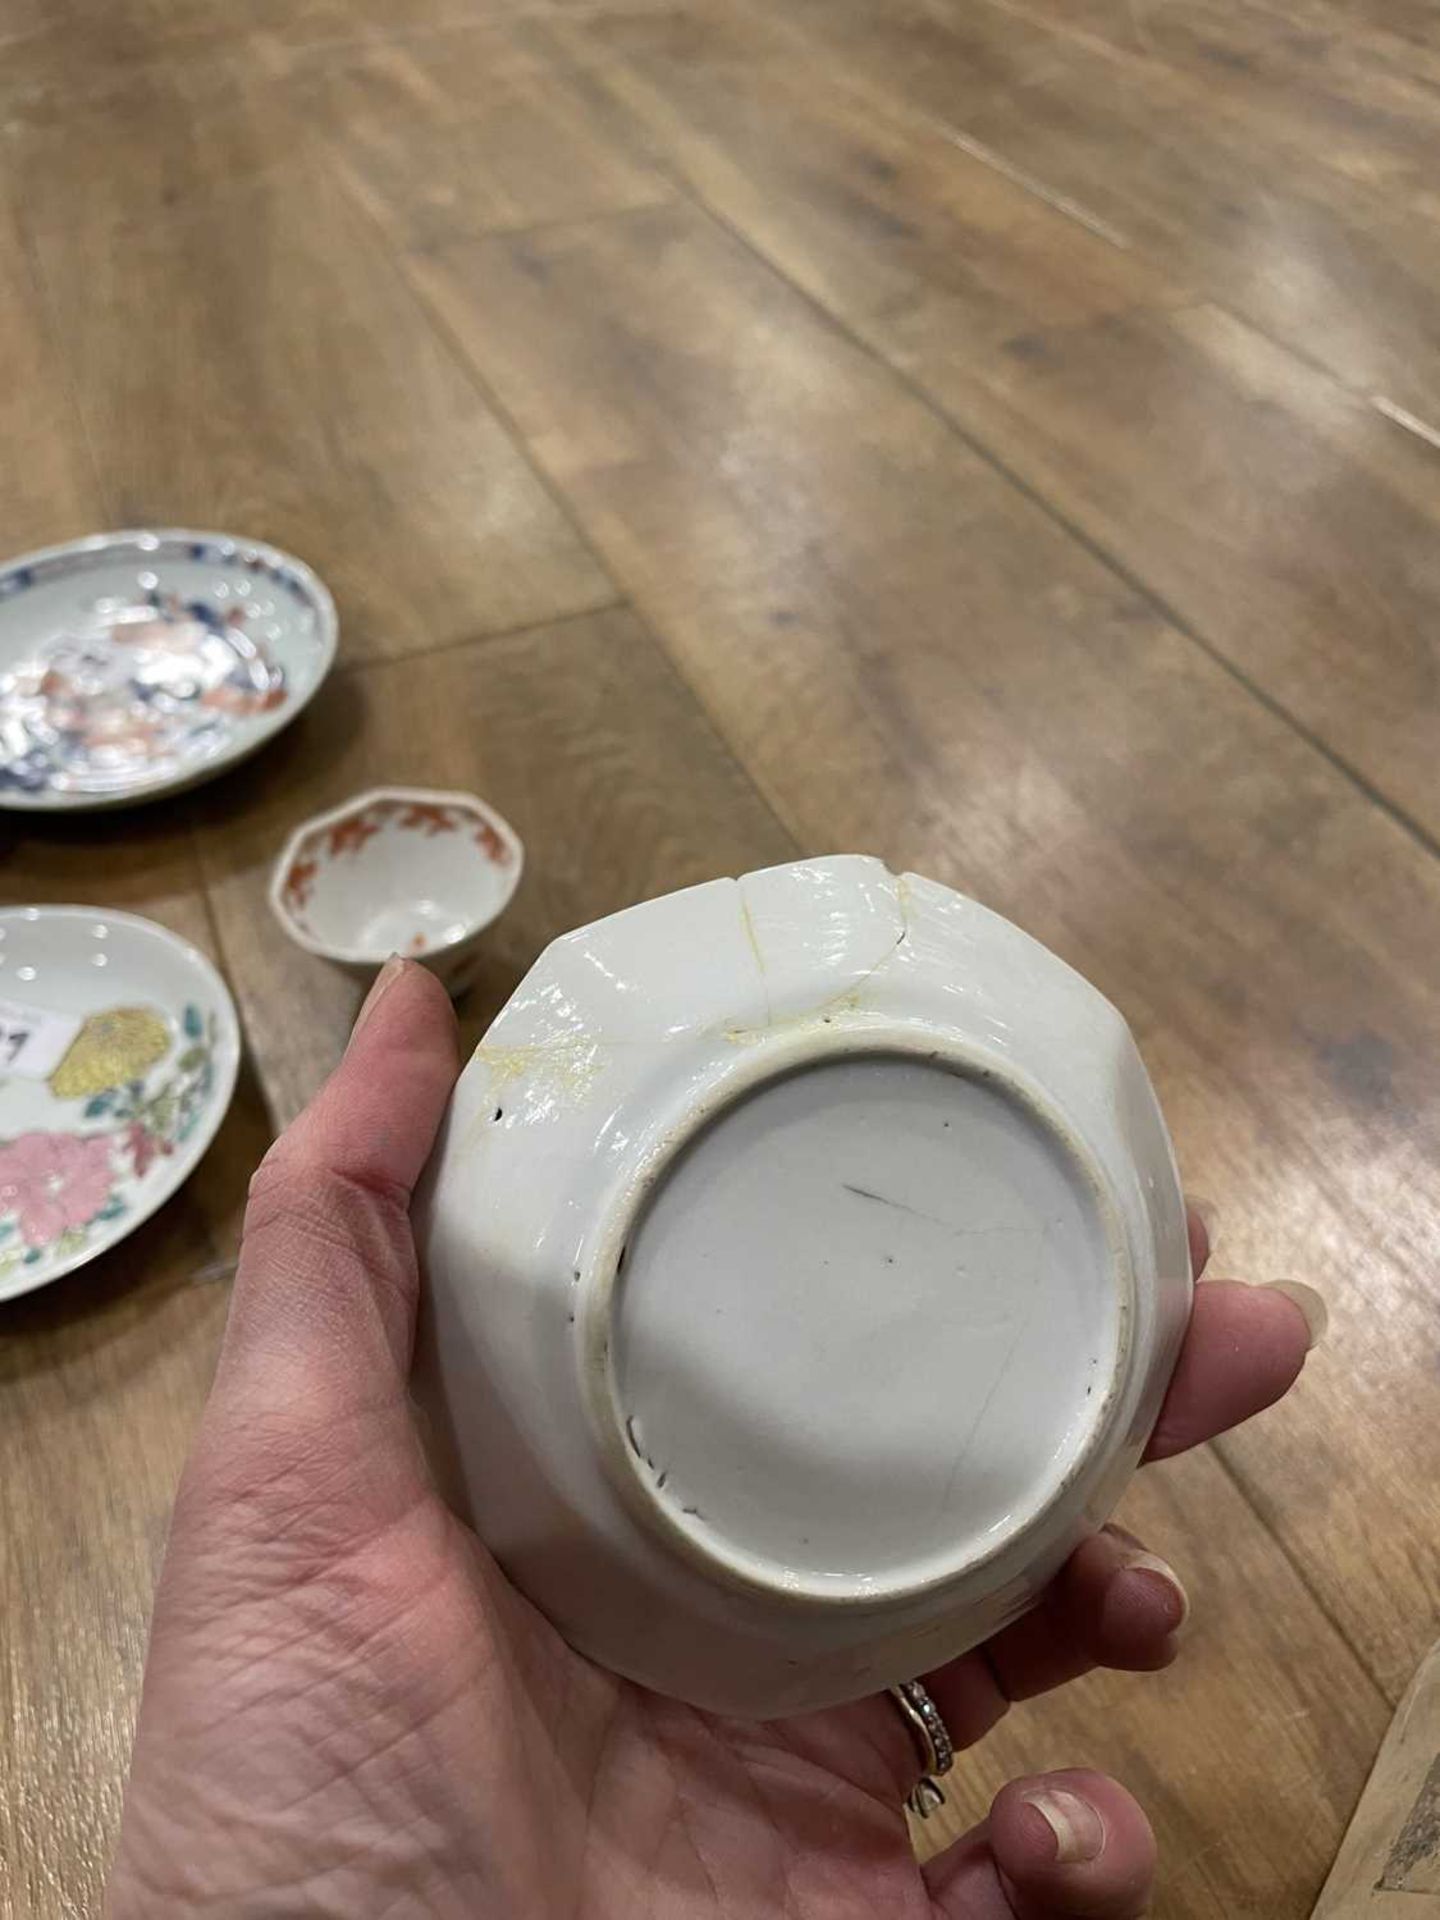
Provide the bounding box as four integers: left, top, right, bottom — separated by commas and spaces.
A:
0, 530, 336, 810
0, 907, 241, 1303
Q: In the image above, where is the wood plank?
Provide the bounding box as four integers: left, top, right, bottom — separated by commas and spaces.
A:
1237, 0, 1440, 84
0, 198, 102, 555
0, 2, 669, 122
890, 298, 1440, 849
4, 42, 317, 235
923, 1449, 1388, 1919
193, 606, 796, 1127
0, 5, 152, 112
972, 0, 1440, 197
1, 0, 434, 72
20, 165, 615, 663
107, 0, 685, 61
280, 24, 671, 249
768, 0, 1440, 427
540, 5, 1188, 355
0, 830, 272, 1920
409, 200, 1440, 1733
0, 0, 56, 39
542, 10, 1440, 848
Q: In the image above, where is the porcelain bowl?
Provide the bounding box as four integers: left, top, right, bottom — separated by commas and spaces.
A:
271, 786, 522, 991
415, 856, 1191, 1717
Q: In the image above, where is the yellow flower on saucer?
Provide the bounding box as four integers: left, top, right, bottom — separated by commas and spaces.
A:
49, 1007, 171, 1100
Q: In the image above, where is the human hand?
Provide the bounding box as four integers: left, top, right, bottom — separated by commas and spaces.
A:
105, 960, 1319, 1919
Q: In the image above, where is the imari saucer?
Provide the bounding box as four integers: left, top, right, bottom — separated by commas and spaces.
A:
0, 529, 336, 810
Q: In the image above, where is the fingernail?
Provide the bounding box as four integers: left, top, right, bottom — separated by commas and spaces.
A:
1118, 1545, 1190, 1631
1022, 1788, 1106, 1865
1262, 1280, 1328, 1351
350, 955, 406, 1045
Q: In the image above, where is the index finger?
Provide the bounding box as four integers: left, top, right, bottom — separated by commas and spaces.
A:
216, 959, 460, 1415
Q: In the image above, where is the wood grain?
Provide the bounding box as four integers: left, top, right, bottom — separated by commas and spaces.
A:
4, 41, 315, 234
769, 0, 1440, 424
537, 6, 1440, 899
1030, 0, 1440, 97
278, 25, 671, 249
22, 161, 614, 663
0, 6, 155, 116
0, 197, 102, 555
892, 297, 1440, 849
193, 607, 795, 1128
922, 1449, 1389, 1918
542, 5, 1189, 352
978, 0, 1440, 196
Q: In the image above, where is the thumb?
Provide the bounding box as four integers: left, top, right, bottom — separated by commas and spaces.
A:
925, 1769, 1155, 1918
214, 958, 459, 1420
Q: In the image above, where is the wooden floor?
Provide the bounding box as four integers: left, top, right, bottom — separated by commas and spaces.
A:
3, 1, 1440, 1913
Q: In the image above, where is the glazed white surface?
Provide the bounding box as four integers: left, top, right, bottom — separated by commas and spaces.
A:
615, 1054, 1118, 1598
415, 856, 1190, 1717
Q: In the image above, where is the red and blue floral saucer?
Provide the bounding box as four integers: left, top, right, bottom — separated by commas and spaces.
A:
0, 530, 336, 810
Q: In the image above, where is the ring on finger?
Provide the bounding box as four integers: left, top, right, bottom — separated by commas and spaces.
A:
889, 1678, 955, 1819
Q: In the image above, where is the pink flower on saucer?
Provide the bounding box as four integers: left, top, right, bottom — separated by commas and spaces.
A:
0, 1131, 116, 1249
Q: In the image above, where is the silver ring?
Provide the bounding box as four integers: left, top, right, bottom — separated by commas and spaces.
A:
889, 1679, 955, 1819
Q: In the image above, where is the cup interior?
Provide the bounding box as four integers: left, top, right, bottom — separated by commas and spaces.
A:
277, 793, 520, 961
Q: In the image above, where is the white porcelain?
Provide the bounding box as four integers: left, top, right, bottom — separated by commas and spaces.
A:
0, 906, 241, 1303
0, 529, 337, 810
415, 857, 1191, 1718
271, 787, 524, 991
